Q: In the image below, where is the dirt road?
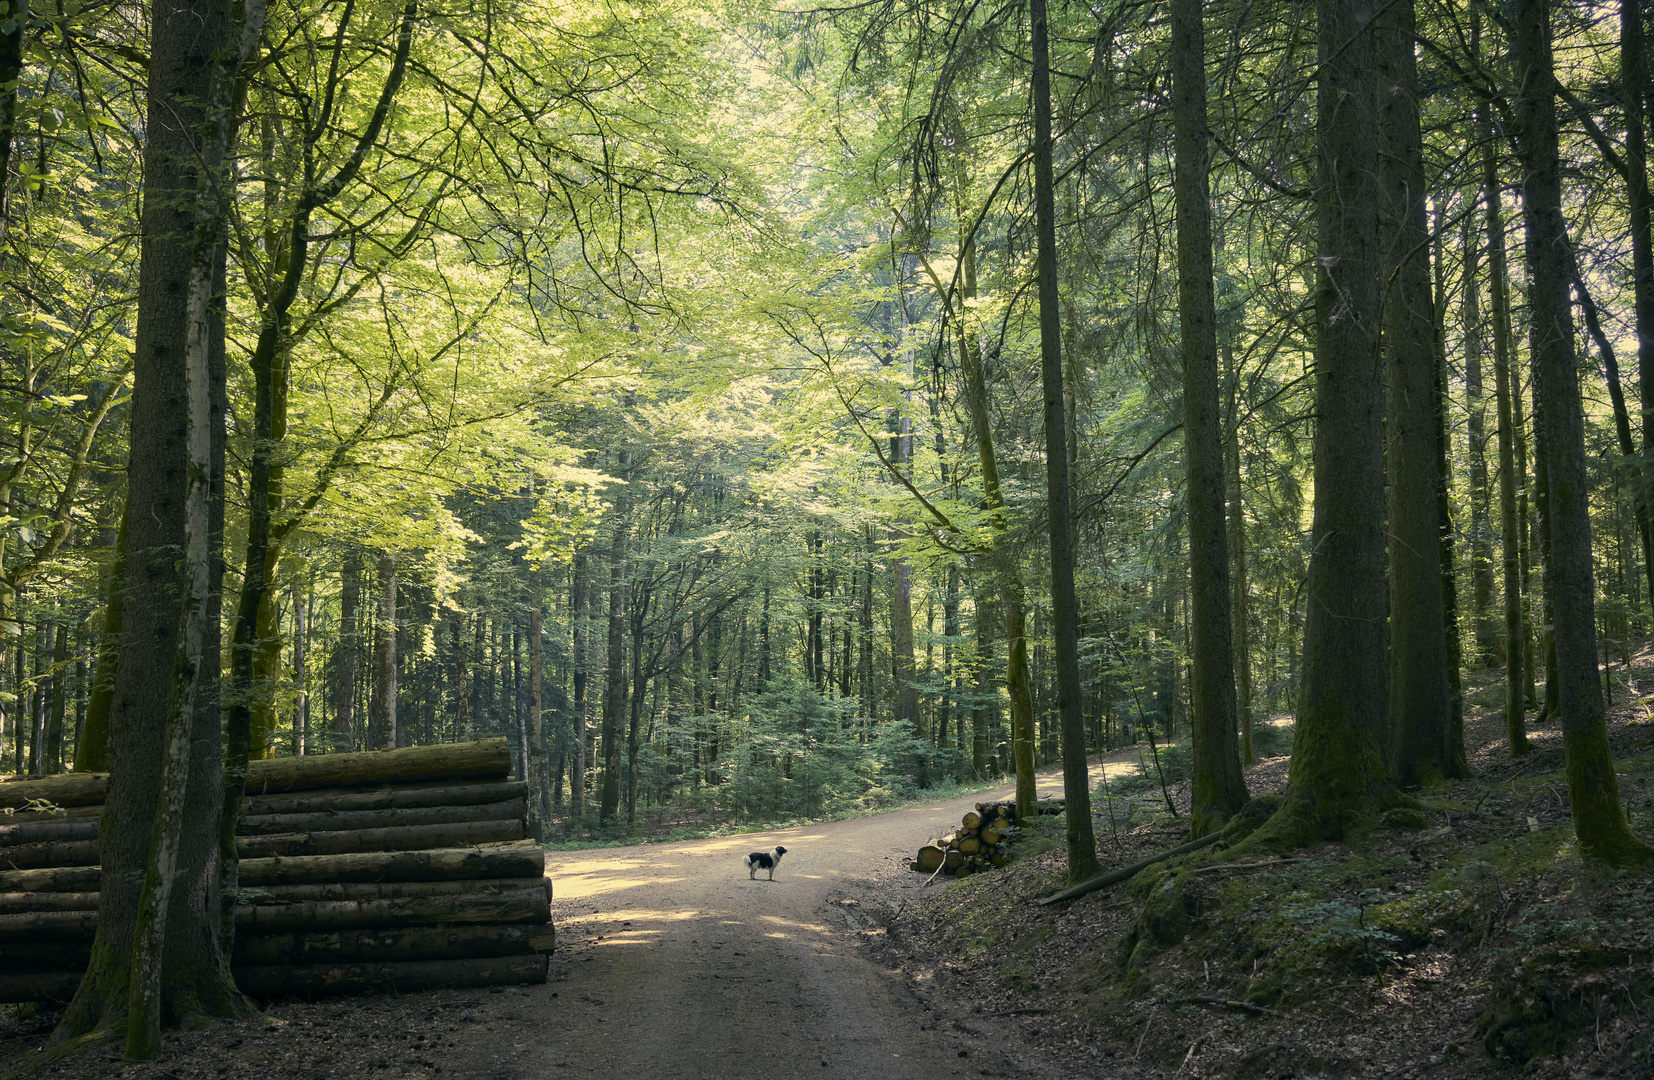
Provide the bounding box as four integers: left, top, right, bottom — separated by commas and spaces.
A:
438, 763, 1130, 1080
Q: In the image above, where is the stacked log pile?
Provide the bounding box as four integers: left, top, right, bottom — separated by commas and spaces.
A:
911, 801, 1015, 877
909, 798, 1067, 878
0, 738, 553, 1003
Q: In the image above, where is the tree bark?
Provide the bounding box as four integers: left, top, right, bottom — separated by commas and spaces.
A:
236, 839, 546, 887
527, 559, 547, 837
600, 455, 630, 822
232, 923, 544, 967
54, 0, 259, 1048
336, 549, 361, 750
1513, 0, 1651, 864
231, 954, 546, 997
1483, 134, 1532, 760
1262, 0, 1395, 846
1379, 0, 1463, 784
372, 551, 398, 751
1030, 0, 1099, 881
1171, 0, 1249, 835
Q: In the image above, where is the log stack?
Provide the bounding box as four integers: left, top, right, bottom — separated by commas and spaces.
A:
911, 801, 1015, 877
909, 798, 1068, 878
0, 738, 554, 1003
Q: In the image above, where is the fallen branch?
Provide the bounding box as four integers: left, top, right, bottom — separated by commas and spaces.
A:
1190, 858, 1300, 874
1037, 831, 1222, 905
1165, 995, 1280, 1018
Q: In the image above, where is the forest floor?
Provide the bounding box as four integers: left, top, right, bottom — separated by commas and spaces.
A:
4, 668, 1653, 1079
882, 662, 1654, 1080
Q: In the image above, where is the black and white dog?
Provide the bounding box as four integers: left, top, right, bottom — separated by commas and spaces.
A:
744, 846, 787, 880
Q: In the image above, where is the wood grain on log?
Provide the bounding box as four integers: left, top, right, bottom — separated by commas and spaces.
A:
232, 922, 543, 966
961, 810, 981, 830
232, 887, 550, 933
0, 837, 100, 870
0, 818, 100, 846
238, 840, 545, 886
0, 909, 97, 939
241, 739, 510, 796
241, 781, 527, 818
235, 819, 524, 860
0, 866, 100, 893
237, 798, 524, 837
914, 845, 945, 873
0, 773, 108, 811
256, 877, 544, 904
232, 952, 548, 996
0, 890, 98, 913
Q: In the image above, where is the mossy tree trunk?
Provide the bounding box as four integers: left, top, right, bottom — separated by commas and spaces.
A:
1512, 0, 1652, 865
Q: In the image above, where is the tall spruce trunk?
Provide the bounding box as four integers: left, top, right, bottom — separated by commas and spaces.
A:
1379, 0, 1462, 784
1171, 0, 1249, 833
1513, 0, 1651, 864
1623, 0, 1654, 610
1030, 0, 1099, 880
956, 226, 1037, 815
1485, 124, 1530, 757
1266, 0, 1396, 845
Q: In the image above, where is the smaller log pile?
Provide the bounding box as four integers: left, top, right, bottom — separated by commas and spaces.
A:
0, 738, 553, 1003
911, 802, 1015, 877
909, 798, 1067, 878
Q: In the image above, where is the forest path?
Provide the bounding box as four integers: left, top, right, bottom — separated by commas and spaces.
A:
440, 754, 1144, 1080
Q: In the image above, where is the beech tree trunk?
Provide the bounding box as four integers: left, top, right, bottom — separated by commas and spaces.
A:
336, 549, 361, 750
54, 0, 260, 1051
373, 551, 398, 751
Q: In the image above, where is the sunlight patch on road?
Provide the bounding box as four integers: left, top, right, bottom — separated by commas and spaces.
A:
552, 872, 686, 900
757, 914, 830, 934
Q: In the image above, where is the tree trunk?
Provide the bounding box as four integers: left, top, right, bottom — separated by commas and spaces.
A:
955, 225, 1037, 816
336, 549, 361, 751
1513, 0, 1651, 864
54, 0, 257, 1048
234, 821, 523, 860
1171, 0, 1249, 836
1030, 0, 1099, 880
1379, 0, 1462, 784
75, 510, 125, 773
1433, 203, 1471, 778
570, 550, 589, 822
372, 551, 398, 751
1624, 0, 1654, 612
527, 560, 547, 837
1485, 130, 1531, 757
600, 454, 630, 822
231, 954, 546, 997
1264, 0, 1395, 846
232, 923, 544, 967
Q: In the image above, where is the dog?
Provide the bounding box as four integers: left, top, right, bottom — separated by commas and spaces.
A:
744, 846, 787, 880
